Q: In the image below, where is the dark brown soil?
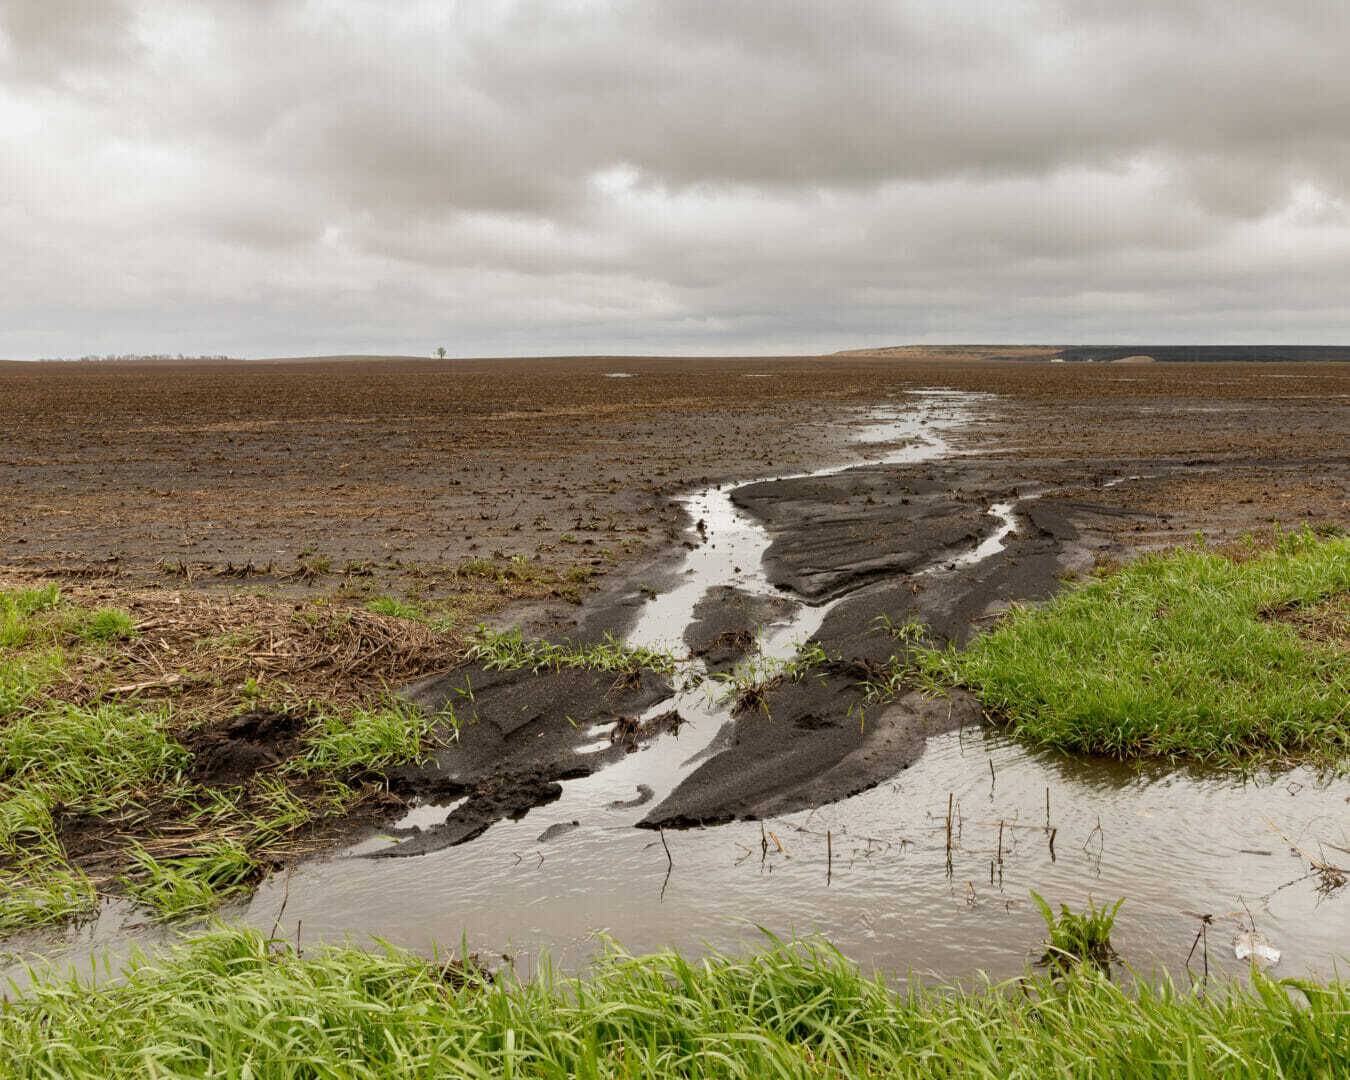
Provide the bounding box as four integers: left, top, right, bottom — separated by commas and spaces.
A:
377, 663, 673, 855
684, 587, 795, 672
186, 709, 308, 788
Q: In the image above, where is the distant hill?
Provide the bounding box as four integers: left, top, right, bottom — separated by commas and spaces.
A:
836, 345, 1350, 363
832, 345, 1062, 362
1056, 346, 1350, 362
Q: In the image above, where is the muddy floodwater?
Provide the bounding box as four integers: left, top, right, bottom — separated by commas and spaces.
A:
6, 390, 1347, 988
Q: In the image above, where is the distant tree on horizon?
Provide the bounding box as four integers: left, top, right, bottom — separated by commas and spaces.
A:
435, 346, 447, 358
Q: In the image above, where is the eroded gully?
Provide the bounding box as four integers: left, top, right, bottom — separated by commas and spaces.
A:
6, 390, 1346, 989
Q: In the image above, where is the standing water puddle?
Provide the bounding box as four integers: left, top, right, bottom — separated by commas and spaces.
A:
6, 391, 1346, 986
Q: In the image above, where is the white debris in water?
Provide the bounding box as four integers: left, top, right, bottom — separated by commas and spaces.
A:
1233, 931, 1281, 967
391, 798, 466, 831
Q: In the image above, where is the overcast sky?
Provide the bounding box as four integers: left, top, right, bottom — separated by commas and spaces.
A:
3, 1, 1349, 358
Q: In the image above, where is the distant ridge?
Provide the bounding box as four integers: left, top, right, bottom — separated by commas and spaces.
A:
1056, 346, 1350, 362
836, 344, 1350, 363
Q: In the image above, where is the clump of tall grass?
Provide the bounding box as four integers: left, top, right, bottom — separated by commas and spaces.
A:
1, 927, 1345, 1078
0, 703, 188, 932
0, 792, 98, 933
288, 701, 444, 775
364, 595, 427, 621
0, 857, 97, 935
120, 839, 259, 919
466, 625, 680, 679
924, 530, 1350, 767
0, 585, 63, 648
0, 702, 186, 812
0, 648, 67, 715
0, 585, 135, 649
1032, 891, 1122, 975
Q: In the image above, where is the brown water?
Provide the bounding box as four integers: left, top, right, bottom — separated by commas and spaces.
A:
11, 730, 1344, 988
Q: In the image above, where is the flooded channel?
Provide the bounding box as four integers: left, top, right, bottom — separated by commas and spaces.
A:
6, 391, 1346, 988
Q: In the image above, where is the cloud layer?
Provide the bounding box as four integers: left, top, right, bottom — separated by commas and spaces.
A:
3, 0, 1349, 357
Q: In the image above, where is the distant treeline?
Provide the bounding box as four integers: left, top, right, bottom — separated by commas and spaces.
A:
1056, 346, 1350, 363
36, 354, 238, 363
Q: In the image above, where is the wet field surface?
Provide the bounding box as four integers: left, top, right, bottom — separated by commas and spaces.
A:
7, 385, 1345, 988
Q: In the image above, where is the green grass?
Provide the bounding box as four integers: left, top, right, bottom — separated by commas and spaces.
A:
0, 585, 135, 649
0, 701, 187, 812
708, 640, 830, 713
78, 606, 137, 642
466, 625, 680, 679
1, 927, 1345, 1078
0, 585, 63, 648
0, 792, 98, 933
120, 839, 259, 919
364, 595, 427, 621
0, 648, 67, 714
924, 531, 1350, 767
0, 855, 97, 934
0, 701, 190, 932
288, 701, 444, 775
1033, 890, 1123, 975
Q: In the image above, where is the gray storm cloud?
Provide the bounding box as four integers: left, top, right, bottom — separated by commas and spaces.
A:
2, 0, 1348, 357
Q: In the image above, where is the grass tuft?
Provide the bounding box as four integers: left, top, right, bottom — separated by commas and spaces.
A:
466, 625, 679, 680
1, 587, 135, 649
1032, 891, 1122, 975
289, 701, 444, 775
0, 701, 187, 812
364, 595, 427, 621
120, 839, 260, 919
75, 606, 137, 643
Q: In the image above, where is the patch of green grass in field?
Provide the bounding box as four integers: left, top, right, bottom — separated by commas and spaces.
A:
76, 606, 137, 643
0, 792, 98, 934
0, 585, 63, 648
0, 648, 67, 714
0, 701, 189, 931
1, 927, 1344, 1078
924, 531, 1350, 767
466, 625, 680, 679
115, 780, 361, 921
120, 839, 259, 919
0, 585, 135, 649
0, 701, 187, 811
288, 700, 444, 775
364, 595, 427, 621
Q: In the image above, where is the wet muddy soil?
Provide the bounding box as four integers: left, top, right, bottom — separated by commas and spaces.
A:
2, 356, 1344, 601
3, 359, 1347, 986
381, 664, 672, 854
364, 385, 1346, 845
